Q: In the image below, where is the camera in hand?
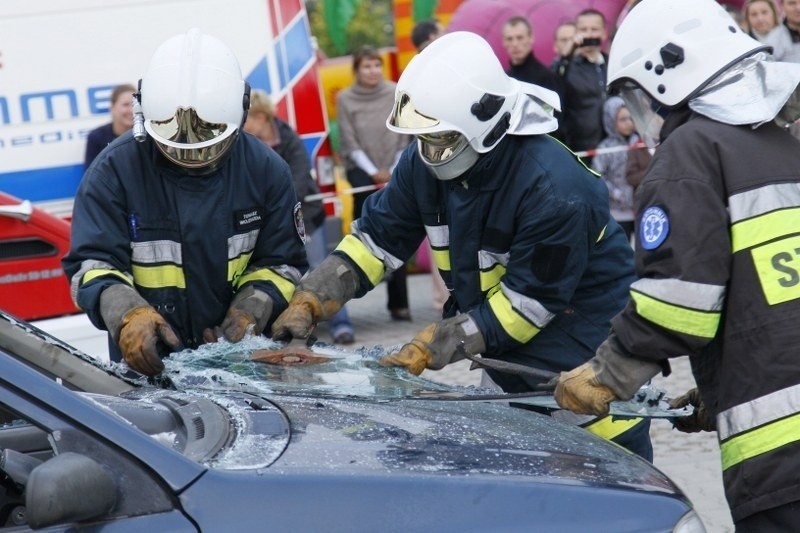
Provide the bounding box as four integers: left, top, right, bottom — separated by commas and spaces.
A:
580, 37, 602, 47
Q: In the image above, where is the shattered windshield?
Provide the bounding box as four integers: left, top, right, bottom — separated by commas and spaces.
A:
160, 336, 488, 400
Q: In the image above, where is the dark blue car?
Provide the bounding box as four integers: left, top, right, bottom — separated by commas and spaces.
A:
0, 311, 705, 532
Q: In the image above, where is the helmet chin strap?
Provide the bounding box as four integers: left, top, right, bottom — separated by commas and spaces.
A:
419, 140, 480, 180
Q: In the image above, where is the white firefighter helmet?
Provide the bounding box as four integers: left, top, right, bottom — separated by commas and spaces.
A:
608, 0, 768, 142
386, 31, 521, 180
140, 28, 248, 169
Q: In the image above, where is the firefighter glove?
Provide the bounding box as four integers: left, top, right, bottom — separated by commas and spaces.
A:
669, 388, 716, 433
271, 254, 360, 342
379, 314, 485, 375
118, 306, 181, 376
203, 286, 274, 343
555, 335, 662, 416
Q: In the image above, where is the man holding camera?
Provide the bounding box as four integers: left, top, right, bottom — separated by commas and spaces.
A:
554, 8, 609, 164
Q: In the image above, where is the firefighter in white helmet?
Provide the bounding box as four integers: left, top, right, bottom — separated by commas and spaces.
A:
64, 29, 307, 376
272, 31, 655, 459
554, 0, 800, 527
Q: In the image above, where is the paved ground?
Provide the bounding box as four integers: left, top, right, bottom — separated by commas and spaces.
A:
331, 272, 734, 532
37, 271, 734, 531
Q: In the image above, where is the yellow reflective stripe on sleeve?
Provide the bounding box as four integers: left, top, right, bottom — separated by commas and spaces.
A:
228, 253, 253, 283
432, 248, 451, 271
335, 234, 385, 287
487, 289, 539, 343
82, 268, 134, 286
131, 264, 186, 289
479, 264, 506, 292
236, 268, 296, 301
596, 225, 606, 243
720, 412, 800, 470
751, 235, 800, 305
583, 416, 644, 441
631, 290, 720, 338
731, 208, 800, 252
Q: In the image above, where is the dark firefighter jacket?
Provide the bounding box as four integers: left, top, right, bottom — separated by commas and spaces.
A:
611, 112, 800, 521
63, 131, 308, 360
336, 133, 634, 377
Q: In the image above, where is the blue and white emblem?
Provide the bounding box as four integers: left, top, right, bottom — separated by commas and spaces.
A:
639, 206, 669, 250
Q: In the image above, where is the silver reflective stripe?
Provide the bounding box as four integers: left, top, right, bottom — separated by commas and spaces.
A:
264, 264, 303, 285
424, 224, 449, 248
631, 278, 725, 312
228, 229, 259, 259
478, 250, 510, 269
718, 383, 800, 440
729, 183, 800, 223
70, 259, 131, 303
500, 282, 555, 328
350, 222, 405, 272
131, 240, 183, 265
551, 410, 597, 426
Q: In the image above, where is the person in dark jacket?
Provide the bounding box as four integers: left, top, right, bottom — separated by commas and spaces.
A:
554, 9, 609, 162
244, 89, 355, 345
63, 30, 307, 376
83, 83, 136, 169
555, 0, 800, 528
271, 32, 652, 460
502, 16, 565, 141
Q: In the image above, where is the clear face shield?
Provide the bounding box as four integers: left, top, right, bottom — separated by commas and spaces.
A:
148, 107, 237, 169
618, 86, 665, 149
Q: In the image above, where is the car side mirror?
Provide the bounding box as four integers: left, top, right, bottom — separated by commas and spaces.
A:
25, 452, 117, 529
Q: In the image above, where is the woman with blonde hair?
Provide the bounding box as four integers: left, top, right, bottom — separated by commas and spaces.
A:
742, 0, 779, 41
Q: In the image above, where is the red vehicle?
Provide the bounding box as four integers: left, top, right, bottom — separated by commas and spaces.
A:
0, 193, 77, 320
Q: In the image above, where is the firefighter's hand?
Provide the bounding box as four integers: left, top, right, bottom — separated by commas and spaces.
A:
118, 306, 180, 376
556, 336, 663, 416
555, 363, 619, 416
379, 315, 486, 375
669, 388, 716, 433
271, 291, 324, 342
204, 287, 274, 343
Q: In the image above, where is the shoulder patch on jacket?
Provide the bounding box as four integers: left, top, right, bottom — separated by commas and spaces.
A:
293, 202, 306, 243
639, 206, 670, 250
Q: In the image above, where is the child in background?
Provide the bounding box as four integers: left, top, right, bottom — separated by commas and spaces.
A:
592, 96, 639, 241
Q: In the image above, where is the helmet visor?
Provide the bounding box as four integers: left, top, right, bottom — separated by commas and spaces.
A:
146, 107, 237, 169
619, 86, 663, 148
148, 107, 231, 146
388, 92, 440, 130
418, 130, 469, 164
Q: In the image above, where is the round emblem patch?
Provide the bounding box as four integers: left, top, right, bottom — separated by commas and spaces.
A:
639, 206, 669, 250
293, 202, 306, 244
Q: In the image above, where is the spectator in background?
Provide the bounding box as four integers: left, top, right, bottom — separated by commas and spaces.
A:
244, 89, 355, 344
84, 83, 136, 169
336, 45, 413, 321
591, 96, 637, 241
555, 9, 609, 164
765, 0, 800, 61
551, 22, 577, 69
743, 0, 780, 41
503, 16, 565, 141
503, 16, 563, 94
411, 19, 443, 52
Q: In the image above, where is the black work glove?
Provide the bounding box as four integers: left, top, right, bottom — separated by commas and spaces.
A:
669, 388, 716, 433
